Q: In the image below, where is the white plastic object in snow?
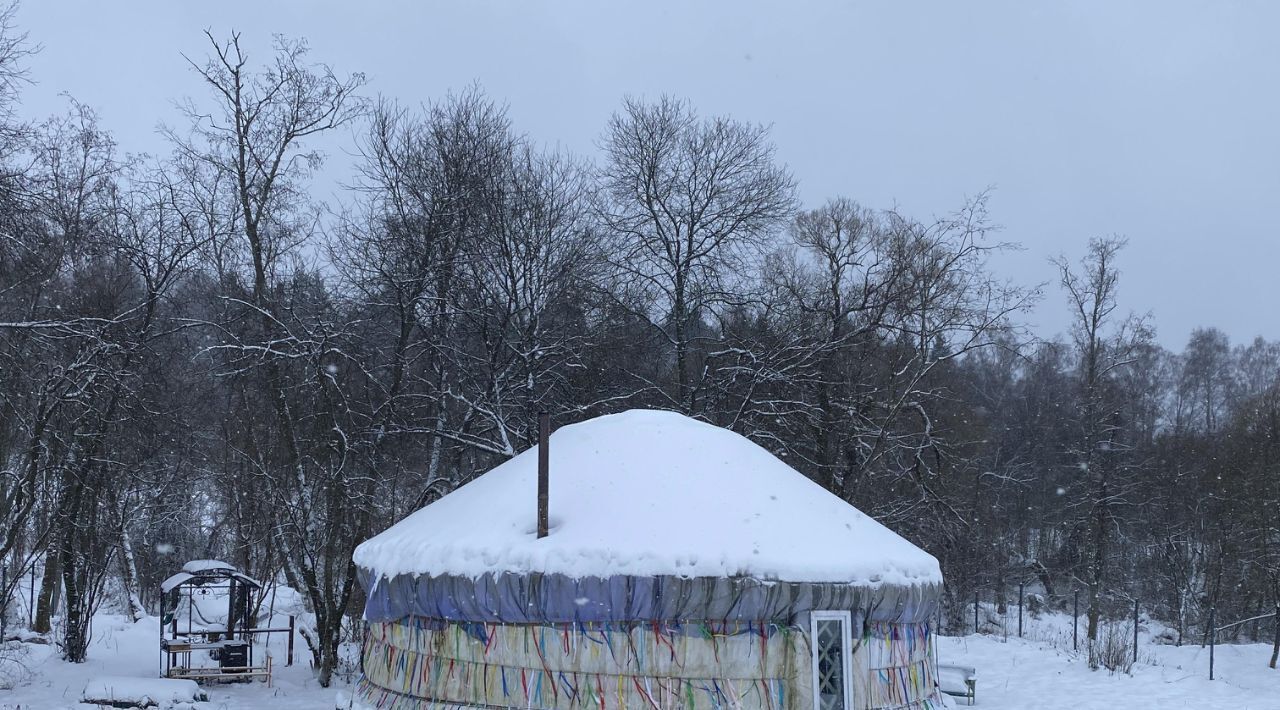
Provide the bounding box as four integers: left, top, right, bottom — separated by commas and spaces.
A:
81, 676, 207, 707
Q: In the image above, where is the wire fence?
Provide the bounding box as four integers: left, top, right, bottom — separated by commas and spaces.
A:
946, 584, 1280, 680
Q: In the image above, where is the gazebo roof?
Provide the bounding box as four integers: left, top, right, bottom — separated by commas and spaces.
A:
161, 560, 261, 593
355, 409, 940, 586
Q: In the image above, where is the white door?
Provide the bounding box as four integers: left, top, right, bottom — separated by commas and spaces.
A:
810, 611, 853, 710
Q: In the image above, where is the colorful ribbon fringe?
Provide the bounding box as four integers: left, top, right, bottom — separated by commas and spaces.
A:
356, 617, 944, 709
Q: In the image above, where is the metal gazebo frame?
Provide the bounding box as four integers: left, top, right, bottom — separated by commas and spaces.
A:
159, 560, 290, 684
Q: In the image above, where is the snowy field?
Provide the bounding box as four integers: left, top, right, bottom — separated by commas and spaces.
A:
934, 604, 1280, 709
0, 607, 1277, 708
939, 632, 1279, 709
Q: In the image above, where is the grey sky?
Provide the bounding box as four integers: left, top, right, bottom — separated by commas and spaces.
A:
18, 1, 1279, 350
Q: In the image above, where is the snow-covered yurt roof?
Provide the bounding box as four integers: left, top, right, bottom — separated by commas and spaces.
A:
356, 409, 940, 586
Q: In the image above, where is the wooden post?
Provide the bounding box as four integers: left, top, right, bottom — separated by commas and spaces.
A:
287, 615, 295, 667
1073, 589, 1079, 651
537, 411, 550, 539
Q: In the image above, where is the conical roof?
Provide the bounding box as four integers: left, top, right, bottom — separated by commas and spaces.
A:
355, 409, 940, 587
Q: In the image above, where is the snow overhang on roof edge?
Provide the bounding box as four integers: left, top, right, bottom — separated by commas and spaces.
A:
161, 572, 194, 593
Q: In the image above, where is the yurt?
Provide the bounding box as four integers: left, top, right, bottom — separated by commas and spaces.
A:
352, 410, 945, 710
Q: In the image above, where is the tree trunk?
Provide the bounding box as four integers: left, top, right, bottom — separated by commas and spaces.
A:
33, 547, 61, 634
1086, 492, 1107, 649
56, 473, 93, 663
315, 608, 340, 687
118, 526, 146, 623
1031, 560, 1055, 600
60, 539, 86, 662
673, 275, 690, 412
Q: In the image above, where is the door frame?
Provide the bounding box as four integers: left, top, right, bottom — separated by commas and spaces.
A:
810, 610, 854, 710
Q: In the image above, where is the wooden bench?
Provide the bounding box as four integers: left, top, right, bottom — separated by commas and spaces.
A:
938, 664, 977, 705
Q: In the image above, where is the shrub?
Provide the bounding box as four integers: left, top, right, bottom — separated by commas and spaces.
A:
1091, 622, 1135, 674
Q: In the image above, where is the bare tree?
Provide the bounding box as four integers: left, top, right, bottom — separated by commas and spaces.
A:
452, 146, 601, 455
597, 96, 796, 413
1053, 236, 1151, 662
170, 30, 364, 686
1179, 327, 1235, 434
15, 102, 123, 653
334, 91, 516, 515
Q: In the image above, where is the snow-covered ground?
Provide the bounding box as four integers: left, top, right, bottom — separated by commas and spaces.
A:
0, 612, 350, 709
1, 605, 1277, 708
0, 574, 354, 710
938, 605, 1280, 709
940, 632, 1278, 709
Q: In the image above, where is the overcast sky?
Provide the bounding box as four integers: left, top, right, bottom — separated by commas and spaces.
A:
17, 1, 1279, 350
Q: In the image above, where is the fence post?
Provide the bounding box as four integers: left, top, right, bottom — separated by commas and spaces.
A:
1018, 582, 1025, 638
1270, 604, 1279, 670
974, 590, 980, 635
1073, 589, 1079, 651
287, 615, 295, 667
1133, 599, 1139, 664
1209, 606, 1216, 680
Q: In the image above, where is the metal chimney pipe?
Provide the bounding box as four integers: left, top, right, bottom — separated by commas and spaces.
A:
537, 411, 550, 539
